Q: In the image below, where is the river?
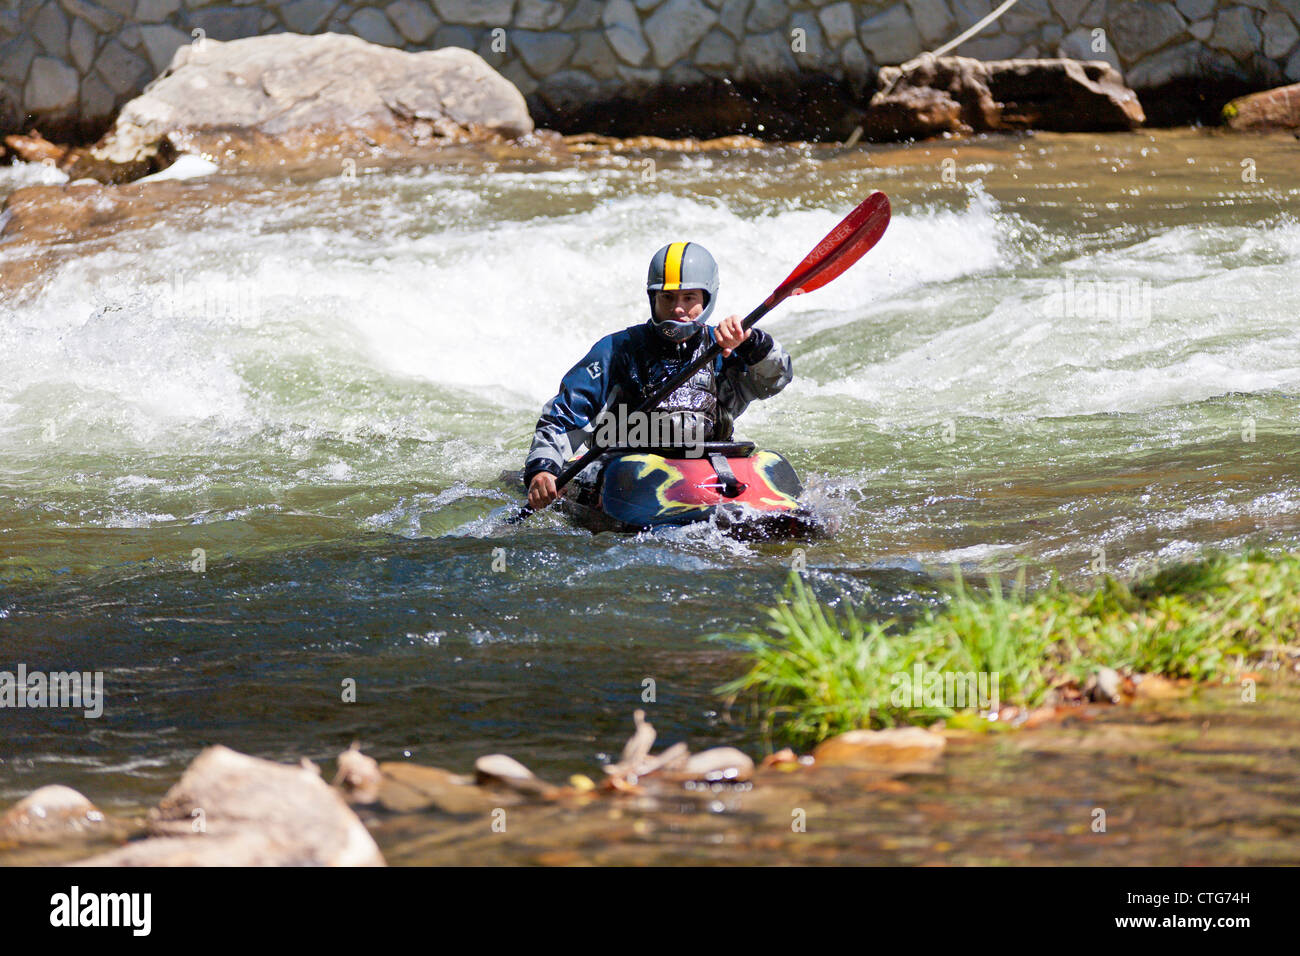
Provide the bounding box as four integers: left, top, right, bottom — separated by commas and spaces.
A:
1, 129, 1298, 861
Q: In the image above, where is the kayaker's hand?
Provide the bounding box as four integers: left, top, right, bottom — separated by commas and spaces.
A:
529, 472, 559, 510
713, 314, 749, 357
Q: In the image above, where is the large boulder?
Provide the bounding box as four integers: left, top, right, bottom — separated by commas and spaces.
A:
1222, 83, 1300, 131
864, 55, 1145, 140
78, 31, 533, 180
75, 746, 384, 866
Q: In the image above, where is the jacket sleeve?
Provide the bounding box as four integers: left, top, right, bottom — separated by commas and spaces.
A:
716, 328, 793, 428
525, 337, 620, 483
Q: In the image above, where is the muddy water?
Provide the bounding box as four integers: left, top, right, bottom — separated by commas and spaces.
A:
1, 128, 1299, 863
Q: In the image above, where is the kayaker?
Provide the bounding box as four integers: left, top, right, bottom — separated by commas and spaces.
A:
526, 241, 793, 510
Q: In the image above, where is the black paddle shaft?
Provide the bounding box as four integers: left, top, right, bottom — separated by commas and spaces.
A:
509, 299, 775, 523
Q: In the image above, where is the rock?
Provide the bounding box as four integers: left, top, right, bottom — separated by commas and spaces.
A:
68, 17, 97, 73
332, 743, 382, 804
1289, 47, 1300, 82
1125, 39, 1206, 88
1049, 0, 1089, 28
746, 0, 787, 32
1175, 0, 1215, 20
1209, 6, 1263, 60
474, 753, 558, 797
24, 56, 79, 113
386, 0, 438, 44
562, 0, 604, 30
78, 74, 118, 126
92, 38, 149, 97
32, 3, 70, 60
512, 29, 577, 75
906, 0, 955, 47
570, 30, 619, 77
139, 24, 190, 75
864, 55, 1144, 141
74, 746, 384, 866
3, 129, 71, 164
377, 762, 500, 813
719, 0, 751, 40
350, 8, 403, 48
517, 0, 567, 30
84, 33, 532, 180
1222, 82, 1300, 131
818, 2, 857, 49
190, 6, 264, 42
1134, 674, 1190, 699
1106, 1, 1188, 59
0, 785, 107, 846
791, 11, 833, 69
812, 726, 947, 767
1086, 666, 1123, 703
137, 0, 182, 22
603, 0, 650, 66
538, 69, 605, 111
645, 0, 718, 69
433, 0, 514, 24
842, 38, 874, 87
1264, 11, 1300, 59
740, 30, 798, 77
612, 708, 656, 769
859, 4, 923, 65
1057, 26, 1121, 71
694, 29, 736, 69
679, 747, 754, 782
281, 0, 338, 34
954, 33, 1024, 60
60, 0, 122, 33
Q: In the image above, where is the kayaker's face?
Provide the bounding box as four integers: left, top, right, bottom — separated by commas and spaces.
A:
654, 289, 705, 324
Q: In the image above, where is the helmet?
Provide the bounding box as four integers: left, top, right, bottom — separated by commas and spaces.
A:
646, 241, 719, 343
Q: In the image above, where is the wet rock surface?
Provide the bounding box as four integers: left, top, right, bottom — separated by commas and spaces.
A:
864, 55, 1146, 140
1222, 82, 1300, 131
81, 32, 533, 181
75, 745, 385, 866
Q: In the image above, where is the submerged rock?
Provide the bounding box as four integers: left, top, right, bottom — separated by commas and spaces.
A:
811, 726, 947, 768
0, 785, 109, 846
474, 754, 558, 798
333, 743, 382, 805
1222, 83, 1300, 132
377, 762, 502, 814
75, 745, 384, 866
864, 55, 1145, 141
79, 32, 534, 181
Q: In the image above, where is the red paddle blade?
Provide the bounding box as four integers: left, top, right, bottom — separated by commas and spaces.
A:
771, 191, 891, 302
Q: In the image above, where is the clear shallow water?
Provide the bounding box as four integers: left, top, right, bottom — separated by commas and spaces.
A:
1, 129, 1299, 819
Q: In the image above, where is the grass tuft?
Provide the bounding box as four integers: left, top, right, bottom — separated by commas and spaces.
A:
712, 551, 1300, 749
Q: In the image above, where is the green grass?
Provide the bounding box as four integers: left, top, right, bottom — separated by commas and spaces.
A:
713, 551, 1300, 749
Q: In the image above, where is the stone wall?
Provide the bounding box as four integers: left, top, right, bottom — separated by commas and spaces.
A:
3, 0, 1299, 140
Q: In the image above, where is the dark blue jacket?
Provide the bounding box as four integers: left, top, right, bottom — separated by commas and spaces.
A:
525, 321, 792, 482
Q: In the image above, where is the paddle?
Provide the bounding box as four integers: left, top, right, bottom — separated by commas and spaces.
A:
510, 191, 892, 524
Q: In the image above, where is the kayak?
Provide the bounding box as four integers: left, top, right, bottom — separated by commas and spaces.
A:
552, 441, 832, 539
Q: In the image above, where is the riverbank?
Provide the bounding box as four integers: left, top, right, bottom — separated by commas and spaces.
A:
717, 550, 1299, 748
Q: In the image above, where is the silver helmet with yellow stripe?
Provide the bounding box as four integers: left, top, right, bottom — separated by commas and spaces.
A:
646, 241, 719, 342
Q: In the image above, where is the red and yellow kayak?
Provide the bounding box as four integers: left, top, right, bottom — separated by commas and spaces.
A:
557, 441, 831, 539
